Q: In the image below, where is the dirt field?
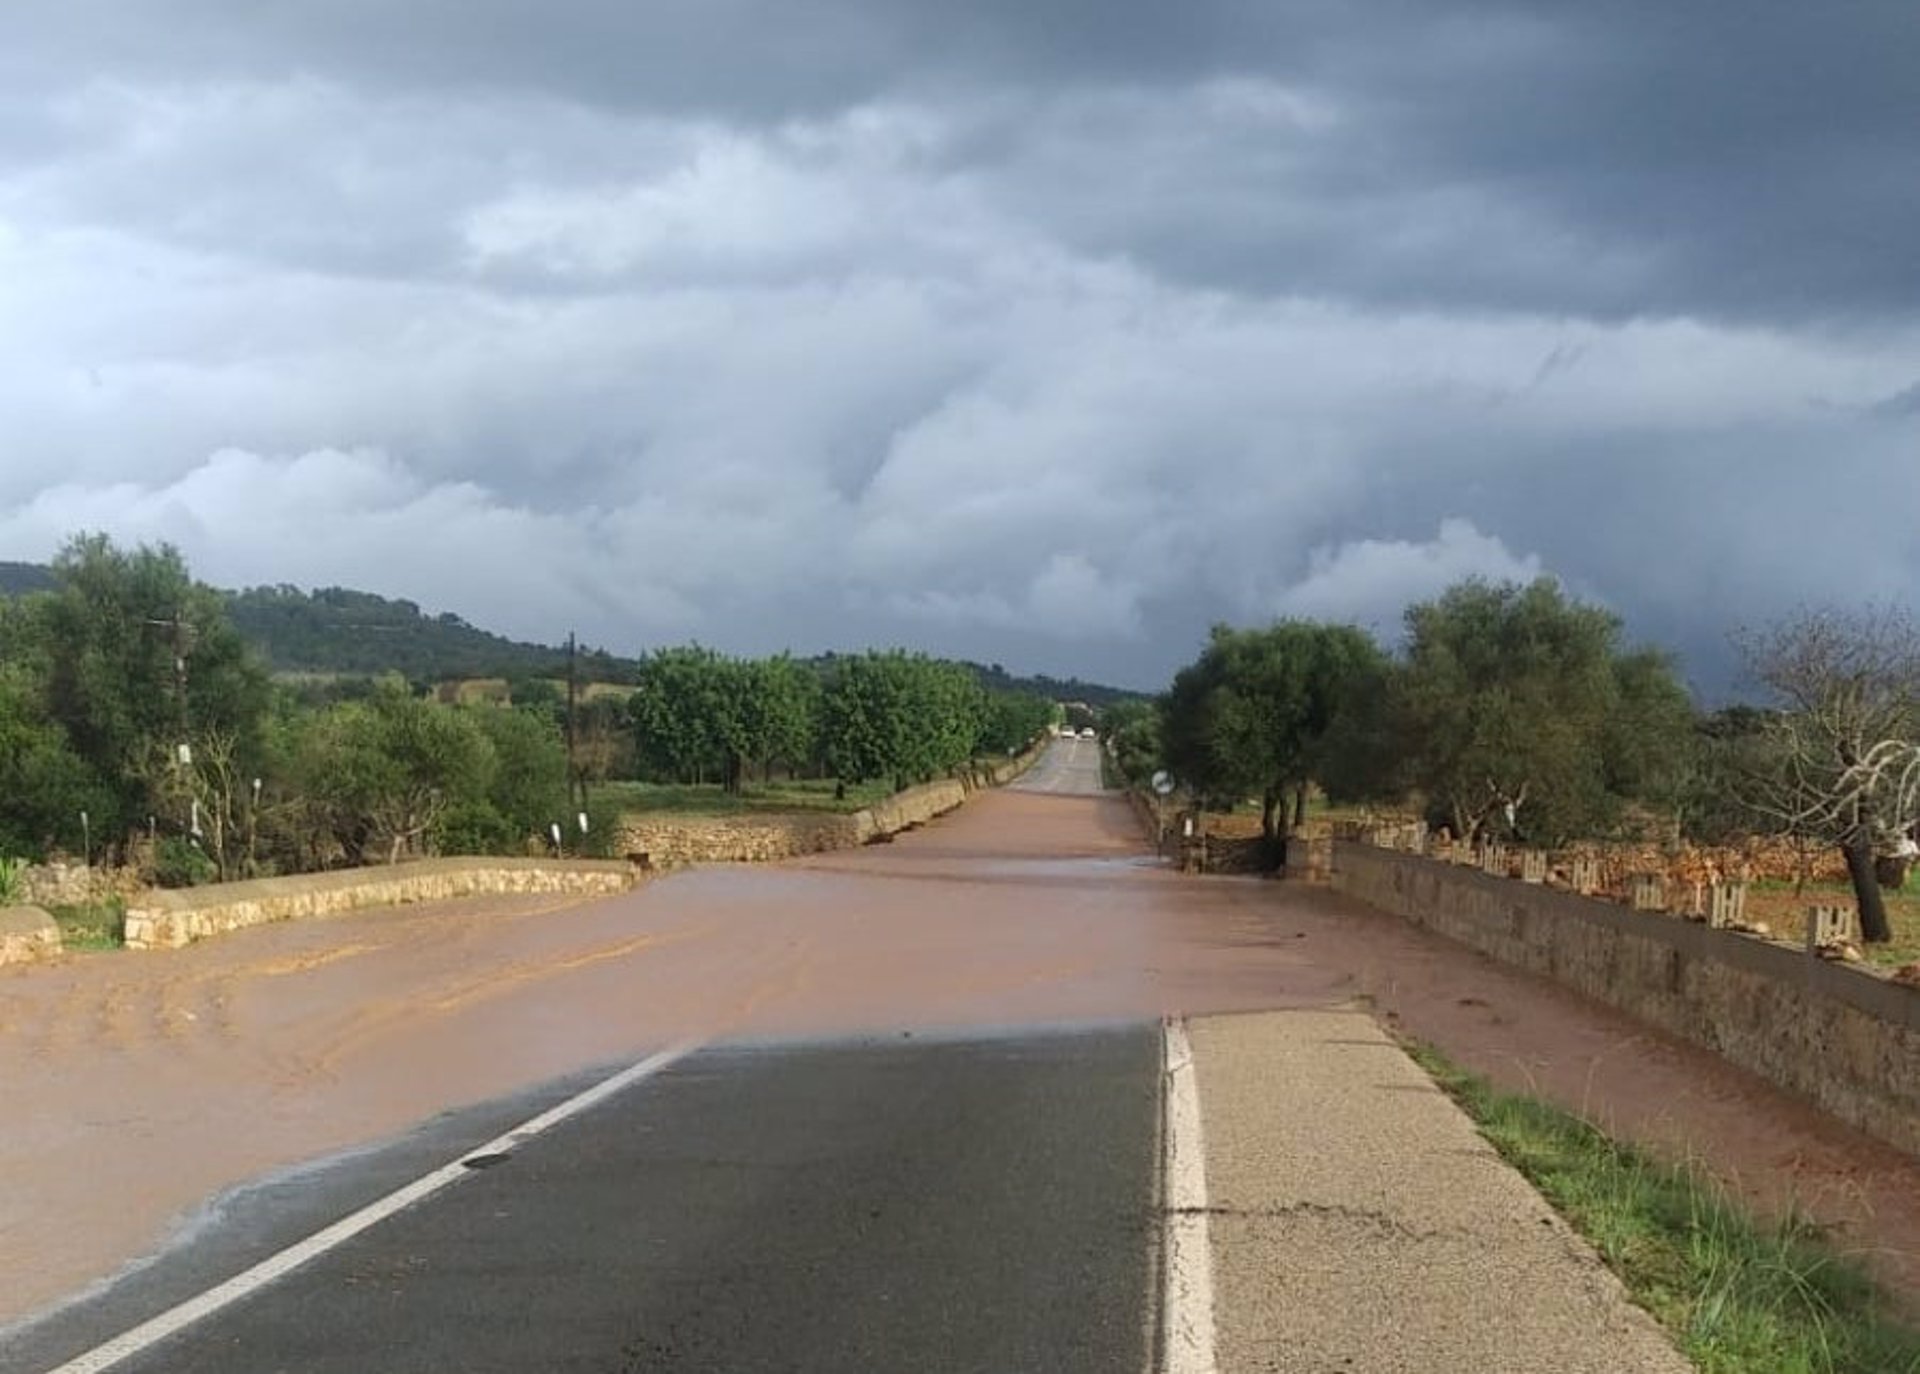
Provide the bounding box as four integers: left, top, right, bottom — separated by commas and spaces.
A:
3, 786, 1917, 1331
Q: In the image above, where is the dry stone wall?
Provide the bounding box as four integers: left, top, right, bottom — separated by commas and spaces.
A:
18, 862, 142, 908
1332, 841, 1920, 1157
613, 743, 1044, 869
122, 858, 639, 951
0, 907, 62, 965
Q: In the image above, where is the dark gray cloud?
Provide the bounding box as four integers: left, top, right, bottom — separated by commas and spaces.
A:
2, 3, 1917, 691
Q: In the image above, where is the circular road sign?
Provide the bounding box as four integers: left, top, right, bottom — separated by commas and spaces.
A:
1151, 770, 1175, 796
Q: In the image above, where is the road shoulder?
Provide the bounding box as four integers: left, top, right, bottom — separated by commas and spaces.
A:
1187, 1008, 1690, 1374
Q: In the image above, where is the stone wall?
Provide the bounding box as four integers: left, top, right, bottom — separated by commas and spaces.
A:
18, 862, 141, 909
614, 741, 1045, 869
0, 906, 62, 966
615, 812, 864, 868
122, 858, 639, 951
1332, 841, 1920, 1157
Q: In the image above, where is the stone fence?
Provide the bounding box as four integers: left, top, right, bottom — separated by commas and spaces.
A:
16, 861, 144, 909
614, 742, 1046, 869
20, 741, 1050, 958
0, 906, 62, 966
121, 857, 640, 951
1331, 841, 1920, 1157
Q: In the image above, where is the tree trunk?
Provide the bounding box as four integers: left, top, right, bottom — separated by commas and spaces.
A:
1260, 788, 1279, 843
1841, 837, 1893, 943
1293, 784, 1307, 831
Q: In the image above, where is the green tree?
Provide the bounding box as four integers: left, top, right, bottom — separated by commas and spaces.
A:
0, 655, 116, 859
472, 705, 570, 842
822, 652, 985, 789
1161, 622, 1385, 845
980, 690, 1054, 756
1395, 578, 1691, 846
733, 655, 822, 783
25, 535, 268, 849
291, 681, 496, 865
629, 647, 730, 785
1101, 697, 1162, 785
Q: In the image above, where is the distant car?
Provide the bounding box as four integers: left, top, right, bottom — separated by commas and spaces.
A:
1079, 727, 1096, 739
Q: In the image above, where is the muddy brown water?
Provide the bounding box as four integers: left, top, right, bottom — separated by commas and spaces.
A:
2, 786, 1917, 1329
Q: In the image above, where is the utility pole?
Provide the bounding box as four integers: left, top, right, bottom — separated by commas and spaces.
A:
566, 630, 581, 813
172, 611, 190, 749
142, 610, 194, 830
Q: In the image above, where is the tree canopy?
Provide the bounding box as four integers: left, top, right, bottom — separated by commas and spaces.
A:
1392, 578, 1692, 846
1161, 621, 1386, 844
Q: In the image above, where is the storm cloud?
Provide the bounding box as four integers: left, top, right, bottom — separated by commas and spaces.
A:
3, 3, 1916, 690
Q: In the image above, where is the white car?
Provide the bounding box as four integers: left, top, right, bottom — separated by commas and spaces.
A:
1079, 727, 1096, 739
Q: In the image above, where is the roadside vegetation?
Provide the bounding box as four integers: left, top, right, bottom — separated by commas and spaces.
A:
1411, 1043, 1920, 1373
0, 533, 1058, 887
47, 899, 125, 951
1116, 577, 1920, 948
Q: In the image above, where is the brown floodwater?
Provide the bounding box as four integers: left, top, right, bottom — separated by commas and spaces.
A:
2, 784, 1917, 1329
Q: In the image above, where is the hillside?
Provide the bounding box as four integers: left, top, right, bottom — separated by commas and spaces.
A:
1, 564, 1138, 703
0, 562, 57, 597
225, 584, 636, 683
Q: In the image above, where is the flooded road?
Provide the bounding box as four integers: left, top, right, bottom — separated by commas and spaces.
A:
4, 744, 1918, 1329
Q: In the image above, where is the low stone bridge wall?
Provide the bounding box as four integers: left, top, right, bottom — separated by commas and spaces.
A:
1332, 841, 1920, 1157
0, 906, 62, 966
122, 858, 639, 951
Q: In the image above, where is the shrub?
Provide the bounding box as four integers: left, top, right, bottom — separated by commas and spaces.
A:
433, 799, 517, 856
576, 794, 628, 859
154, 836, 216, 888
0, 855, 23, 905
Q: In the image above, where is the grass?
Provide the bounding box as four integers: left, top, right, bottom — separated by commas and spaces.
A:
47, 898, 126, 950
1743, 881, 1920, 968
594, 777, 898, 817
1408, 1042, 1920, 1373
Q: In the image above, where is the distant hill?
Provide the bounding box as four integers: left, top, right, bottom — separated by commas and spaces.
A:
958, 661, 1141, 709
225, 584, 637, 684
0, 562, 57, 597
2, 563, 1140, 704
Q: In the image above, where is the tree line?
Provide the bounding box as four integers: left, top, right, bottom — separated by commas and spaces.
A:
1127, 577, 1920, 944
0, 536, 1054, 884
624, 645, 1053, 792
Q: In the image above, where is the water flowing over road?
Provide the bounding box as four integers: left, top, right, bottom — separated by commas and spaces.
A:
4, 742, 1915, 1371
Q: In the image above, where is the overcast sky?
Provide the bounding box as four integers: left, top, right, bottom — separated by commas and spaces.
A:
3, 4, 1916, 691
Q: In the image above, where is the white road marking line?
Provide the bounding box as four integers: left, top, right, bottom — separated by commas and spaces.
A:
42, 1039, 702, 1374
1162, 1018, 1218, 1374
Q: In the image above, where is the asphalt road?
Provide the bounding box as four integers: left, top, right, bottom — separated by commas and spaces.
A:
1007, 733, 1106, 795
9, 1029, 1160, 1374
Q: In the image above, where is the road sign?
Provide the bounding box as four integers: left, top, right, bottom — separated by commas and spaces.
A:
1151, 770, 1175, 796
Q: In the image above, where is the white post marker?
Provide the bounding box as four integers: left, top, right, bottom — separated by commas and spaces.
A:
1161, 1017, 1218, 1374
45, 1040, 702, 1374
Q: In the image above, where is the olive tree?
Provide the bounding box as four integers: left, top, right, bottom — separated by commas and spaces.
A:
1395, 578, 1692, 846
1161, 621, 1385, 850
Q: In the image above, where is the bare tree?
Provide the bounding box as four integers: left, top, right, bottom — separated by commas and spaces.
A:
1737, 607, 1920, 943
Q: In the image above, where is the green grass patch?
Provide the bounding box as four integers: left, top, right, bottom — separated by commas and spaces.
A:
594, 778, 898, 817
48, 898, 126, 951
1408, 1042, 1920, 1373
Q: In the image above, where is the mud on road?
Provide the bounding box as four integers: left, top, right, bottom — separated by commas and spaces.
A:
4, 778, 1918, 1330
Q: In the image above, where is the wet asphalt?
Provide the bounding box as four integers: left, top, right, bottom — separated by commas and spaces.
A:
6, 1027, 1160, 1374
